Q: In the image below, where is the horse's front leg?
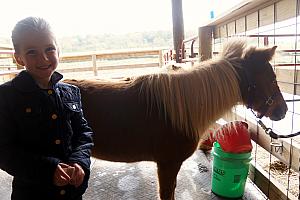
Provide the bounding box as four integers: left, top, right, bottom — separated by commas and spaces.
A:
157, 161, 182, 200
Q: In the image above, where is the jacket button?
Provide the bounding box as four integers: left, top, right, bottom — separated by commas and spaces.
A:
72, 104, 77, 109
47, 90, 53, 95
25, 108, 31, 113
55, 139, 61, 145
51, 114, 58, 120
60, 190, 66, 195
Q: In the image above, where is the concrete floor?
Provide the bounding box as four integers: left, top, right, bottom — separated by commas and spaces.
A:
0, 150, 266, 200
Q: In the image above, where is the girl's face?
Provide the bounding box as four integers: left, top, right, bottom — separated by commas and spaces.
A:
14, 30, 59, 86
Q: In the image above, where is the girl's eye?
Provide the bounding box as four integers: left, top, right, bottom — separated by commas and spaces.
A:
46, 47, 56, 53
26, 50, 37, 55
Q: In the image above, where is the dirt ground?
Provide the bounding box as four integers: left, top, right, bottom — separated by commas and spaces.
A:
253, 145, 299, 198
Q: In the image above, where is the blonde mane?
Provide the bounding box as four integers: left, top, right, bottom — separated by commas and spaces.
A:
133, 40, 246, 138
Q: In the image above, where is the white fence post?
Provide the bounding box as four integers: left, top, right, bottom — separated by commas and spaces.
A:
159, 50, 164, 67
92, 54, 98, 76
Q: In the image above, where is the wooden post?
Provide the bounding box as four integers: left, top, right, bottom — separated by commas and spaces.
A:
158, 50, 164, 67
198, 26, 213, 61
92, 54, 98, 76
171, 0, 185, 63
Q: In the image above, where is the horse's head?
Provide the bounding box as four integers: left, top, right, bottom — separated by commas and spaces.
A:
239, 45, 287, 121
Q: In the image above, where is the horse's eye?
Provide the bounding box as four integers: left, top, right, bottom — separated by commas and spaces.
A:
272, 80, 277, 85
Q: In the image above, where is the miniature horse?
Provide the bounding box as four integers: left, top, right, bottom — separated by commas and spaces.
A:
64, 40, 287, 200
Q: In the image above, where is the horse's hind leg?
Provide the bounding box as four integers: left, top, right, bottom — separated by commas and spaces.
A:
157, 161, 182, 200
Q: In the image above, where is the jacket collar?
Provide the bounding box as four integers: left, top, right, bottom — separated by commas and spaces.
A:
12, 70, 63, 92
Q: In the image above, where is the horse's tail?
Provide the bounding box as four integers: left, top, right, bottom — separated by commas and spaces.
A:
221, 39, 246, 60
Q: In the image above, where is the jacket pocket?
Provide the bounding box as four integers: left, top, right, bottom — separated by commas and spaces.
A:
61, 102, 81, 144
63, 102, 81, 112
62, 101, 81, 120
15, 104, 44, 143
17, 104, 43, 124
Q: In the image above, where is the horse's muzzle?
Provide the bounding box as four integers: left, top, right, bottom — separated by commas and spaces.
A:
269, 105, 288, 121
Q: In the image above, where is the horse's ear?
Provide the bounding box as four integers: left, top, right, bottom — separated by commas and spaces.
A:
265, 46, 277, 61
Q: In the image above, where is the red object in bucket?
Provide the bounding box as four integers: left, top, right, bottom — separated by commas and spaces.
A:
216, 121, 252, 153
200, 121, 252, 153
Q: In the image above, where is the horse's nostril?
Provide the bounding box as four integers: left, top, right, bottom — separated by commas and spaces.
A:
272, 106, 287, 120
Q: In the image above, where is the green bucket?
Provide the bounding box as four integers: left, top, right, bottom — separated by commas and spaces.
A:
211, 142, 252, 198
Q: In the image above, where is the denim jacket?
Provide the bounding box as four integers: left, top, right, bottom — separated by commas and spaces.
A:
0, 71, 93, 200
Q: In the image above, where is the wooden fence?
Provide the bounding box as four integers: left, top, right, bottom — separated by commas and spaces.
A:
0, 48, 165, 82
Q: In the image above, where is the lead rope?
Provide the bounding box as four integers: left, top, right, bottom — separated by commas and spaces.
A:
253, 115, 300, 139
257, 118, 300, 139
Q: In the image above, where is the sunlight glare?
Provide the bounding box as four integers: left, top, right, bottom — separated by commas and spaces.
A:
0, 0, 244, 37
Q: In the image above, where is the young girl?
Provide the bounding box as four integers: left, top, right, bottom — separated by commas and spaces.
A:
0, 17, 94, 200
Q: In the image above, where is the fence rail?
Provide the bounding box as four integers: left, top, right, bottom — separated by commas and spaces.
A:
0, 48, 166, 82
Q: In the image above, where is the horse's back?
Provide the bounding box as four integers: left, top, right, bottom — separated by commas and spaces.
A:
66, 79, 198, 163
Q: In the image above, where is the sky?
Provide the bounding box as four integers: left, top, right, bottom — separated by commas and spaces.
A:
0, 0, 244, 38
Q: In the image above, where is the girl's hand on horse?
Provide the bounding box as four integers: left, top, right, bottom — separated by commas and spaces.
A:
53, 163, 71, 186
69, 163, 85, 188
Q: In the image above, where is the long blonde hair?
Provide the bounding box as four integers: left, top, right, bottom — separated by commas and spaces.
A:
134, 40, 246, 138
